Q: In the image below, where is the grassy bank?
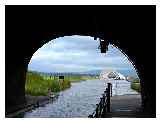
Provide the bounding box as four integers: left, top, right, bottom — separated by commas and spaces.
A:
25, 71, 71, 96
131, 78, 141, 92
25, 71, 97, 96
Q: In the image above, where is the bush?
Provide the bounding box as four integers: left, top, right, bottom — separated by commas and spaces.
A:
132, 79, 140, 83
51, 80, 61, 92
25, 71, 71, 96
131, 79, 141, 92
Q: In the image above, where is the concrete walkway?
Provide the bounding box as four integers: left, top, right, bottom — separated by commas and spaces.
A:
103, 94, 150, 118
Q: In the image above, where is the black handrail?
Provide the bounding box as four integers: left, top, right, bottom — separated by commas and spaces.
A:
88, 83, 112, 118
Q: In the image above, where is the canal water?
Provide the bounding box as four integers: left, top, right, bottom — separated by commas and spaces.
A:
24, 79, 138, 118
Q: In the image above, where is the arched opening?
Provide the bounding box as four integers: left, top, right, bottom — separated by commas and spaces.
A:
23, 35, 141, 117
5, 5, 156, 117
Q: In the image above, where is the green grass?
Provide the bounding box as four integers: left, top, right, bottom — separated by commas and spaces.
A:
25, 71, 97, 96
63, 75, 96, 82
131, 79, 141, 92
25, 71, 71, 96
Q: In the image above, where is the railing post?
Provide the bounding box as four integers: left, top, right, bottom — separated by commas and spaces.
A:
102, 94, 105, 106
102, 94, 106, 115
110, 84, 112, 97
104, 89, 107, 104
95, 104, 99, 117
107, 83, 111, 112
100, 98, 103, 115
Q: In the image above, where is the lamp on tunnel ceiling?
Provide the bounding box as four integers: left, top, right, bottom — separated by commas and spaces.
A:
98, 39, 109, 53
92, 16, 109, 53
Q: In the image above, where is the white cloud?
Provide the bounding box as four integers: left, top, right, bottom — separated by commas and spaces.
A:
28, 35, 135, 73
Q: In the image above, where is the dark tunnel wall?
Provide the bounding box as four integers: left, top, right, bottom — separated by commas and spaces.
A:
5, 5, 156, 117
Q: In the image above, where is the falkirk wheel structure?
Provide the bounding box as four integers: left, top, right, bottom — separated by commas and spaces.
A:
99, 70, 126, 81
5, 6, 156, 117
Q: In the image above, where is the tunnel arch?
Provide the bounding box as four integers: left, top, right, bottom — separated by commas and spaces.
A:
5, 6, 156, 117
6, 32, 154, 116
112, 44, 141, 79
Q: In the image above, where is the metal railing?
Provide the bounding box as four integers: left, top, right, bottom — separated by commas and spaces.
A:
88, 83, 112, 118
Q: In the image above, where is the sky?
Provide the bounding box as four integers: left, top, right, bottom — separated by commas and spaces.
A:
28, 35, 136, 73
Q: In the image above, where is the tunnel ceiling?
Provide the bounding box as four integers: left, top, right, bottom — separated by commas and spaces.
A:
6, 6, 155, 63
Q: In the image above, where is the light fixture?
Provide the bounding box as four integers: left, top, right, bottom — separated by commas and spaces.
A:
99, 39, 109, 53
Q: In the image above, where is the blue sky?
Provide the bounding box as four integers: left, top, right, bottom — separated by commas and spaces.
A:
28, 35, 136, 73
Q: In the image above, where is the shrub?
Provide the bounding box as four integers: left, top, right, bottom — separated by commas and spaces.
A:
131, 79, 141, 92
25, 71, 71, 96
